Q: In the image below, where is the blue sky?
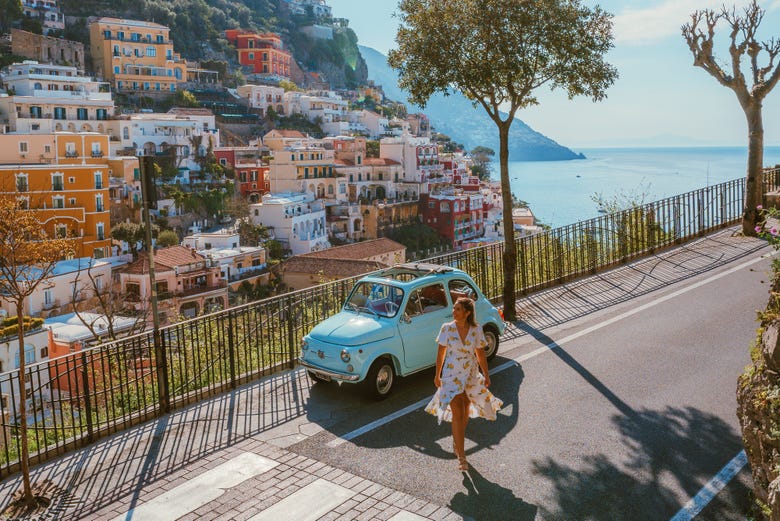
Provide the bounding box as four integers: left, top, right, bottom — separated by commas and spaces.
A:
328, 0, 780, 148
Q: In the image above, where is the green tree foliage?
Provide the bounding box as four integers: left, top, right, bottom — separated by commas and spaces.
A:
388, 0, 618, 320
112, 222, 158, 257
157, 229, 180, 247
387, 224, 449, 255
265, 239, 285, 262
366, 140, 380, 158
0, 0, 22, 33
682, 0, 780, 237
470, 146, 495, 180
170, 89, 200, 108
237, 220, 270, 247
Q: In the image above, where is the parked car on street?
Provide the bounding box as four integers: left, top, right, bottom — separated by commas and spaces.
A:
299, 263, 505, 399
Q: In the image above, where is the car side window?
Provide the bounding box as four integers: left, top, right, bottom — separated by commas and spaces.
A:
405, 290, 423, 317
419, 283, 448, 313
448, 279, 477, 303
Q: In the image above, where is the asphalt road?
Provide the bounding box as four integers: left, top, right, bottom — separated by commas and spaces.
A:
279, 249, 773, 521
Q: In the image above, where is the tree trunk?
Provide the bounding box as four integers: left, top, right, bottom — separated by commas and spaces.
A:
742, 102, 764, 236
15, 301, 32, 502
498, 121, 517, 321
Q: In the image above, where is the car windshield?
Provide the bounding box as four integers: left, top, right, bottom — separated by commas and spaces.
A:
344, 281, 404, 318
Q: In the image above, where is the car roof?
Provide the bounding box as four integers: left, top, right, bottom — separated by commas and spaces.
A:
358, 263, 467, 287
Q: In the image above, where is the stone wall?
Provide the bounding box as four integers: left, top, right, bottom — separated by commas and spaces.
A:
737, 278, 780, 520
10, 29, 85, 72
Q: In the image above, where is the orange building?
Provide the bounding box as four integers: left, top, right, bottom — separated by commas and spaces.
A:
0, 133, 113, 258
225, 30, 292, 79
89, 18, 186, 94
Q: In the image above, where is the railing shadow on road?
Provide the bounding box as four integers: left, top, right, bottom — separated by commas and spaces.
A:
0, 368, 317, 520
517, 323, 748, 520
500, 229, 767, 342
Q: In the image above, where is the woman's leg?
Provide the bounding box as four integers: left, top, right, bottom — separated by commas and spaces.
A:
450, 393, 469, 466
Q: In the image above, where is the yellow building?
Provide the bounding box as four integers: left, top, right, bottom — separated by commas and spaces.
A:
0, 133, 113, 258
88, 17, 186, 94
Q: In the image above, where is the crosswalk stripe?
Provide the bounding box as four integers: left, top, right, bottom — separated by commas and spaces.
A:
247, 478, 354, 521
111, 452, 278, 521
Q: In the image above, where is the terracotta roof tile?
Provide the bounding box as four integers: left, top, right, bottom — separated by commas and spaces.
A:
301, 238, 405, 260
122, 246, 206, 274
282, 257, 385, 278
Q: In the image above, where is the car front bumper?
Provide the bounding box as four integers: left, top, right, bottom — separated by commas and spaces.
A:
298, 358, 361, 381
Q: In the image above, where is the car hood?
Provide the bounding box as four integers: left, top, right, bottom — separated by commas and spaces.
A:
307, 312, 394, 346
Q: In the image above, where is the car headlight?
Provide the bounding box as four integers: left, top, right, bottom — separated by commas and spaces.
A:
340, 349, 351, 363
301, 339, 309, 352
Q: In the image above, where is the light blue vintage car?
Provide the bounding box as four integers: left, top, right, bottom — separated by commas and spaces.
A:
299, 263, 506, 399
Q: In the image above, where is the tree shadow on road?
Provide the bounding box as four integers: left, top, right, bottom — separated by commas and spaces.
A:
451, 465, 537, 521
517, 322, 747, 520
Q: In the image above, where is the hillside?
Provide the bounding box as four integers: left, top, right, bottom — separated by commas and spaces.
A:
58, 0, 367, 88
359, 45, 583, 161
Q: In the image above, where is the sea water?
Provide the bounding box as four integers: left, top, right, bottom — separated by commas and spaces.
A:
503, 146, 780, 228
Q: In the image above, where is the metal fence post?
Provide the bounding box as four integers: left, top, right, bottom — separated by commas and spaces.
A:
227, 311, 237, 389
80, 350, 94, 443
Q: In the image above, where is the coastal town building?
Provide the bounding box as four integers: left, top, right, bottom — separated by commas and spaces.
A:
21, 0, 65, 35
0, 134, 113, 258
235, 84, 285, 117
420, 190, 486, 248
88, 17, 187, 94
266, 137, 340, 196
0, 257, 114, 319
0, 61, 114, 134
280, 237, 405, 290
249, 192, 329, 255
106, 109, 219, 175
280, 0, 332, 18
119, 245, 228, 322
10, 29, 85, 72
224, 30, 292, 80
182, 231, 268, 290
380, 135, 441, 194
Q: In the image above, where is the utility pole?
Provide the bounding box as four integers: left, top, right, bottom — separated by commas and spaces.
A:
139, 154, 170, 412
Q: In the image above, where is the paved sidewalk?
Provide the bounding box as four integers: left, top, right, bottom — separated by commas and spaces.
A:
0, 227, 768, 521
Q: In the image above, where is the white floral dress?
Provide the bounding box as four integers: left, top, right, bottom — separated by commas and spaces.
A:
425, 321, 503, 424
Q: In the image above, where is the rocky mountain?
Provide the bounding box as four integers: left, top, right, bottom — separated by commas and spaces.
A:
359, 45, 583, 161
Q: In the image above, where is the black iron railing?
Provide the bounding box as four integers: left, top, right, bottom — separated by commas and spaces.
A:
0, 173, 762, 477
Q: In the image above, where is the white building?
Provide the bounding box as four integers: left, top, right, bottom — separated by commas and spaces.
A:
182, 231, 267, 286
21, 0, 65, 35
358, 110, 390, 139
235, 84, 284, 117
249, 192, 330, 255
0, 61, 114, 134
0, 257, 113, 319
107, 109, 219, 174
380, 134, 441, 192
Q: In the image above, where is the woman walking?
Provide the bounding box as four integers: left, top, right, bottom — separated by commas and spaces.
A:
425, 297, 503, 471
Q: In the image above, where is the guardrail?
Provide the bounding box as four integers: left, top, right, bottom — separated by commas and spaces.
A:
0, 173, 761, 477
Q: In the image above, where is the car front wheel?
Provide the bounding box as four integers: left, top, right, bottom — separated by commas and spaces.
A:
363, 358, 395, 400
483, 326, 499, 361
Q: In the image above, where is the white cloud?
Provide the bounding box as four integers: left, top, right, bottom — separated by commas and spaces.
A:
613, 0, 768, 45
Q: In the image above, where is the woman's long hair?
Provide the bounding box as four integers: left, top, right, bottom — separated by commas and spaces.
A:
455, 296, 477, 327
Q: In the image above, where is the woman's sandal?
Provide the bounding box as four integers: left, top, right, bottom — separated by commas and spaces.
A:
457, 454, 469, 471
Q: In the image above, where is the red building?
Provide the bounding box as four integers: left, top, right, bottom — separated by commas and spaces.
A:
225, 29, 292, 78
214, 147, 269, 201
420, 192, 486, 248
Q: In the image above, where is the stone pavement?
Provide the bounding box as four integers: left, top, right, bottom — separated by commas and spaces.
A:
0, 227, 768, 521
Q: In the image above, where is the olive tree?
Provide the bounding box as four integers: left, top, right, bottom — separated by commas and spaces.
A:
682, 0, 780, 236
388, 0, 617, 320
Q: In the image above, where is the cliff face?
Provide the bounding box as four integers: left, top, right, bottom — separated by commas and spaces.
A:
737, 279, 780, 520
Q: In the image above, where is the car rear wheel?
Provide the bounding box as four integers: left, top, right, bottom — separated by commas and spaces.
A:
483, 326, 499, 361
363, 358, 395, 400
